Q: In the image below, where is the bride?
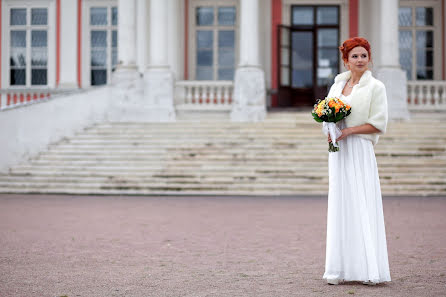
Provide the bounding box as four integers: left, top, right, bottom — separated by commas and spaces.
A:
322, 37, 391, 285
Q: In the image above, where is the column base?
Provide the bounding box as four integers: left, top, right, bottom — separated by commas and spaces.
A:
109, 67, 146, 122
375, 67, 411, 121
112, 65, 141, 84
143, 68, 176, 122
230, 67, 267, 122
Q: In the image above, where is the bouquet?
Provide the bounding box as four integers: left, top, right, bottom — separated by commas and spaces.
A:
312, 97, 351, 152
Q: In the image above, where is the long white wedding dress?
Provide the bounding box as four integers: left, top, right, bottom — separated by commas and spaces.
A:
323, 94, 391, 283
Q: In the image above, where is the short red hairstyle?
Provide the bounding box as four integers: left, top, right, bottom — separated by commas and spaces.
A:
339, 37, 372, 63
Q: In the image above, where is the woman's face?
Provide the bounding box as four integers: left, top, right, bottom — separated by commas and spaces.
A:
345, 46, 370, 73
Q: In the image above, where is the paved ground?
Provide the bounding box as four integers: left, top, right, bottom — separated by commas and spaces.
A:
0, 194, 445, 297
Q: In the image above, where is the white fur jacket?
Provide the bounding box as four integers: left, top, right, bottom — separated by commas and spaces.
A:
327, 70, 388, 145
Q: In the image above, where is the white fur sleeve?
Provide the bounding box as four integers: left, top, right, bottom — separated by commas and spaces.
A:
367, 82, 388, 134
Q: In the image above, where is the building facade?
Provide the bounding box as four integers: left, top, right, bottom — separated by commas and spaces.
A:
1, 0, 445, 121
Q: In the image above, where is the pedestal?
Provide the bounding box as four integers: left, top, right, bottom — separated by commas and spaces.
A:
108, 67, 146, 121
375, 67, 410, 120
143, 68, 176, 122
230, 67, 267, 122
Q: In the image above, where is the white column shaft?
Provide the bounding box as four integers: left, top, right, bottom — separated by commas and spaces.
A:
118, 0, 137, 67
239, 0, 260, 67
149, 0, 168, 67
137, 0, 148, 73
379, 0, 399, 67
59, 0, 78, 88
167, 0, 180, 78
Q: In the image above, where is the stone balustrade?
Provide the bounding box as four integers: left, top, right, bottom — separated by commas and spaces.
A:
407, 81, 446, 111
175, 81, 233, 110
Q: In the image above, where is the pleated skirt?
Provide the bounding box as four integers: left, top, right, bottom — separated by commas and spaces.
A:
323, 132, 391, 283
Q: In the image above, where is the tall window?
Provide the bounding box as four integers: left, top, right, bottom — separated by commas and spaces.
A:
399, 5, 435, 80
9, 7, 48, 86
89, 5, 117, 85
192, 2, 237, 80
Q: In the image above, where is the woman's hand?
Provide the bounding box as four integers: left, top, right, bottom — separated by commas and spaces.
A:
336, 128, 353, 142
328, 127, 353, 143
327, 124, 380, 143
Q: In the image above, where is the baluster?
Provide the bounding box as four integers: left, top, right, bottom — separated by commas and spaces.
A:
416, 84, 423, 108
203, 85, 209, 104
441, 84, 446, 109
223, 86, 230, 106
432, 85, 440, 107
409, 84, 415, 106
201, 85, 206, 104
193, 86, 200, 105
209, 85, 215, 105
407, 84, 412, 105
216, 86, 222, 105
407, 84, 414, 106
425, 85, 433, 108
185, 85, 192, 105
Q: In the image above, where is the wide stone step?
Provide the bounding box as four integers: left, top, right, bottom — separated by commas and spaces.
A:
44, 143, 446, 151
0, 183, 444, 197
2, 111, 444, 196
3, 170, 443, 180
0, 175, 444, 186
82, 126, 446, 133
55, 137, 446, 145
0, 179, 444, 190
35, 149, 446, 160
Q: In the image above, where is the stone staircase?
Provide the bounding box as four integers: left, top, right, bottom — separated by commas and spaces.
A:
0, 111, 445, 196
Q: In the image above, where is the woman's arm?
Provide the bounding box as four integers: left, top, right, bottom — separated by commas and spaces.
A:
328, 124, 381, 143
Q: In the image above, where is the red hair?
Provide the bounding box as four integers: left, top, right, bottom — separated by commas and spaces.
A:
339, 37, 372, 63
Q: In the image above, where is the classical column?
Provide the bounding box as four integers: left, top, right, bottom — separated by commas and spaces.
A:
109, 0, 144, 122
116, 0, 137, 71
112, 0, 139, 84
58, 0, 78, 88
143, 0, 176, 121
230, 0, 266, 122
136, 0, 148, 74
374, 0, 410, 120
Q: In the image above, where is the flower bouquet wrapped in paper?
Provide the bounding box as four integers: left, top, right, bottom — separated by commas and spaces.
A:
312, 97, 352, 152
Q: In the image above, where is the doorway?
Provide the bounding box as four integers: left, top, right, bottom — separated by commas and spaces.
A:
277, 6, 340, 107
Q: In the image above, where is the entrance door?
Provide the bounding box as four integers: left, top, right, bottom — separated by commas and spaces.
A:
277, 6, 340, 107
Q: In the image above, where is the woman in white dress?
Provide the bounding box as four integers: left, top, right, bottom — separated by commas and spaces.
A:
322, 37, 391, 285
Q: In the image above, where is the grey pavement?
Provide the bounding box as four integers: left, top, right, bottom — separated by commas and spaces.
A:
0, 194, 445, 297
